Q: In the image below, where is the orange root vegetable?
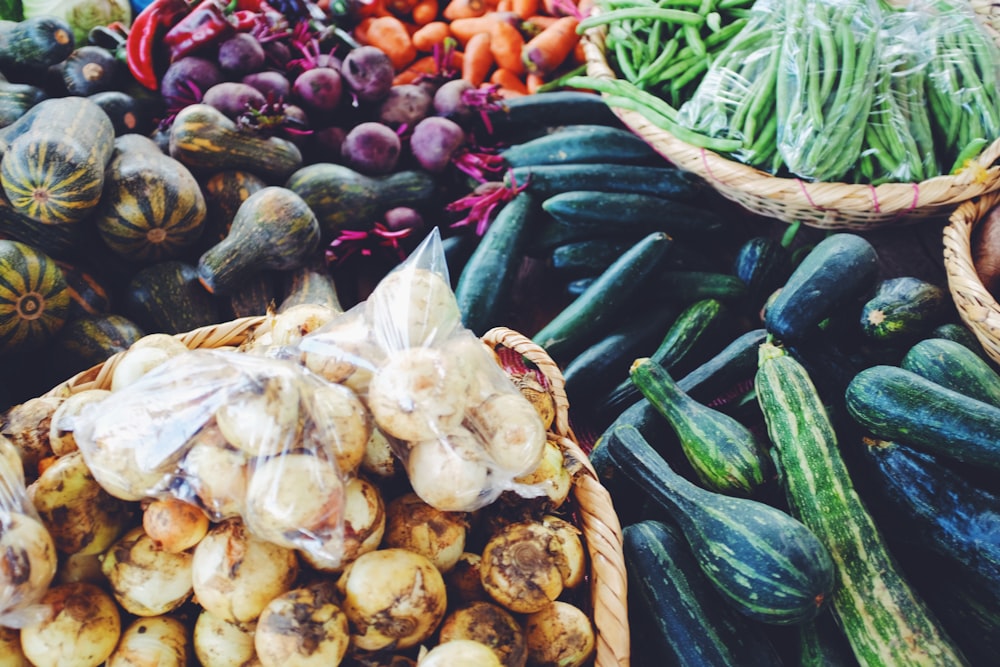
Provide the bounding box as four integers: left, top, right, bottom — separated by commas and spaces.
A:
386, 0, 420, 15
521, 15, 579, 75
412, 21, 451, 52
366, 15, 419, 70
497, 0, 513, 10
353, 16, 377, 44
513, 0, 539, 17
462, 31, 495, 86
490, 67, 528, 94
449, 11, 520, 46
490, 20, 526, 75
143, 497, 211, 553
443, 0, 493, 20
411, 0, 440, 25
526, 71, 545, 93
522, 13, 559, 35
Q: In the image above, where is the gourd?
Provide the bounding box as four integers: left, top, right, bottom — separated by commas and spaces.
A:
0, 239, 70, 355
122, 261, 223, 335
0, 16, 74, 71
46, 313, 144, 380
197, 186, 320, 296
54, 259, 112, 319
200, 169, 267, 248
859, 277, 949, 343
0, 81, 47, 127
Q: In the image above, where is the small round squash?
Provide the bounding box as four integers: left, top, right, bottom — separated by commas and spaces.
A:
0, 240, 70, 354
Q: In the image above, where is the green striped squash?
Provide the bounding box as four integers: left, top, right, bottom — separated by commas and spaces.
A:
54, 260, 112, 319
0, 239, 70, 354
95, 150, 207, 263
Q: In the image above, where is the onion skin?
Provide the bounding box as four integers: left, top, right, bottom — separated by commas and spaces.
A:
101, 526, 194, 617
479, 521, 565, 614
19, 582, 121, 667
142, 497, 210, 553
383, 493, 467, 573
438, 601, 527, 667
523, 602, 595, 667
254, 583, 350, 667
106, 615, 189, 667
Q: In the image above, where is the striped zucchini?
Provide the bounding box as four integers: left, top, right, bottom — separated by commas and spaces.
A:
755, 341, 969, 666
901, 337, 1000, 408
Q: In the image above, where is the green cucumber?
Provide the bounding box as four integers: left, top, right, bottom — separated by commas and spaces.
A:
604, 423, 836, 626
500, 124, 658, 168
624, 520, 786, 667
653, 271, 748, 304
755, 342, 970, 666
859, 277, 949, 343
541, 190, 729, 239
549, 237, 636, 278
531, 231, 671, 363
509, 162, 704, 200
901, 337, 1000, 408
454, 191, 537, 335
481, 90, 621, 135
732, 235, 794, 307
765, 233, 879, 343
845, 365, 1000, 471
630, 357, 773, 497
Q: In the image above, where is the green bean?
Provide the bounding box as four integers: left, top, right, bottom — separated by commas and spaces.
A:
635, 37, 680, 85
578, 7, 706, 30
683, 23, 707, 57
948, 137, 991, 174
603, 94, 745, 152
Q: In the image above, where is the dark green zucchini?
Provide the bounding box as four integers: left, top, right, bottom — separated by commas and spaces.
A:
590, 423, 677, 524
480, 90, 621, 136
508, 162, 704, 200
624, 520, 785, 667
756, 342, 970, 665
859, 277, 949, 343
860, 438, 1000, 598
764, 233, 879, 343
500, 124, 658, 168
531, 231, 671, 363
630, 356, 773, 497
845, 364, 1000, 471
122, 261, 223, 335
732, 235, 793, 307
0, 16, 74, 71
603, 423, 836, 625
0, 81, 45, 127
549, 237, 635, 278
526, 217, 635, 258
653, 270, 748, 304
929, 322, 987, 358
454, 190, 537, 336
541, 190, 729, 239
796, 609, 857, 667
901, 337, 1000, 408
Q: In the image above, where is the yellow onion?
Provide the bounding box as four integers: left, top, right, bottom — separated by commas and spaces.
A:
417, 640, 503, 667
306, 379, 371, 476
523, 601, 595, 667
438, 601, 526, 667
0, 512, 57, 616
48, 389, 111, 457
479, 521, 564, 614
300, 476, 385, 572
142, 497, 210, 553
512, 439, 572, 509
105, 615, 189, 667
192, 609, 259, 667
19, 582, 121, 667
192, 519, 299, 626
0, 625, 28, 666
336, 548, 447, 651
101, 526, 193, 617
383, 492, 467, 572
254, 582, 350, 667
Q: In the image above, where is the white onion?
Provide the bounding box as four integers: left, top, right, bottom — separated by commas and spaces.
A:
361, 426, 402, 479
47, 389, 111, 457
254, 584, 350, 667
101, 526, 193, 617
193, 609, 259, 667
383, 492, 466, 572
215, 373, 302, 458
110, 334, 190, 392
406, 430, 493, 512
511, 439, 571, 509
19, 582, 121, 667
105, 615, 189, 667
268, 303, 340, 347
0, 512, 57, 616
417, 639, 503, 666
306, 380, 371, 476
479, 521, 564, 614
467, 392, 546, 477
181, 425, 249, 519
300, 313, 382, 393
0, 434, 23, 485
523, 601, 595, 667
365, 266, 461, 349
299, 476, 385, 572
438, 601, 526, 667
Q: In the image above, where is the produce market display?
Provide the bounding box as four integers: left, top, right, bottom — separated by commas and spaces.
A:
0, 0, 999, 665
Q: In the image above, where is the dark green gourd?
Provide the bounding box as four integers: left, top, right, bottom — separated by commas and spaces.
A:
123, 261, 223, 335
901, 337, 1000, 408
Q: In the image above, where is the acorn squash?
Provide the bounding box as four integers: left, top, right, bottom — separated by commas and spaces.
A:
0, 239, 70, 355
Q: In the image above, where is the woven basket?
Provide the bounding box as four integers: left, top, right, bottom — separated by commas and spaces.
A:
943, 191, 1000, 365
581, 18, 1000, 231
43, 317, 631, 667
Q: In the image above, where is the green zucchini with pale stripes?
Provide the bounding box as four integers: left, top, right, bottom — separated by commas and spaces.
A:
604, 423, 835, 625
630, 357, 773, 497
624, 520, 786, 666
755, 341, 970, 666
859, 277, 949, 343
929, 322, 986, 358
508, 162, 704, 200
901, 337, 1000, 408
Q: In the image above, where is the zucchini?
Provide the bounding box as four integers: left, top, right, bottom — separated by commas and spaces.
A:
755, 342, 970, 666
732, 235, 793, 307
859, 277, 949, 343
541, 190, 729, 239
764, 233, 879, 343
500, 124, 658, 168
624, 520, 785, 667
509, 162, 704, 200
653, 270, 748, 304
549, 237, 636, 278
929, 322, 987, 358
630, 356, 774, 497
797, 610, 857, 667
526, 217, 638, 258
603, 423, 836, 625
845, 364, 1000, 471
531, 231, 671, 363
901, 337, 1000, 408
454, 190, 537, 335
480, 90, 621, 135
861, 438, 1000, 598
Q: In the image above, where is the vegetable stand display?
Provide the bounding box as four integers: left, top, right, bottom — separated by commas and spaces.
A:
579, 0, 1000, 229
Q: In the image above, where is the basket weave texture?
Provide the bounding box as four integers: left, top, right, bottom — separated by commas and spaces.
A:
943, 191, 1000, 365
581, 20, 1000, 231
44, 318, 631, 667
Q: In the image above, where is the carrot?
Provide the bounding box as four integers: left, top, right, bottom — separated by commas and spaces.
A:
512, 0, 539, 18
353, 0, 392, 18
522, 14, 559, 35
526, 71, 545, 93
570, 37, 587, 66
386, 0, 419, 16
410, 0, 440, 25
352, 16, 377, 44
366, 15, 419, 70
497, 0, 513, 10
442, 0, 491, 20
462, 31, 494, 86
490, 20, 526, 75
490, 66, 528, 94
521, 15, 579, 75
449, 11, 519, 46
412, 21, 451, 52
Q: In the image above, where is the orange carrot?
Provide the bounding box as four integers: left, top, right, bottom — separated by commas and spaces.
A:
462, 31, 494, 86
521, 15, 579, 75
443, 0, 490, 20
366, 15, 419, 70
353, 0, 392, 18
411, 0, 440, 25
522, 14, 559, 35
526, 71, 545, 93
570, 37, 587, 66
490, 20, 526, 75
449, 11, 519, 46
386, 0, 419, 16
490, 66, 528, 94
497, 0, 513, 10
412, 21, 451, 52
352, 16, 377, 44
512, 0, 539, 18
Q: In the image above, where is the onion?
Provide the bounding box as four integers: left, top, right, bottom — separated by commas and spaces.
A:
180, 424, 249, 519
300, 476, 385, 572
307, 380, 371, 476
191, 519, 299, 626
365, 266, 461, 349
215, 373, 302, 458
0, 512, 57, 616
512, 439, 571, 509
0, 434, 23, 484
101, 526, 193, 617
523, 601, 595, 667
268, 303, 340, 347
443, 552, 488, 605
467, 392, 546, 476
142, 497, 210, 553
192, 609, 259, 667
0, 625, 28, 666
417, 639, 503, 666
27, 450, 129, 556
254, 582, 350, 667
19, 582, 121, 667
479, 521, 564, 614
110, 334, 190, 392
336, 548, 447, 651
542, 515, 586, 589
2, 396, 63, 482
300, 312, 383, 393
405, 429, 494, 512
383, 492, 467, 572
48, 389, 111, 457
438, 601, 527, 667
105, 615, 189, 667
361, 426, 402, 479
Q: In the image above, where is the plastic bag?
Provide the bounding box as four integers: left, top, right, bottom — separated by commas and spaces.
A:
0, 436, 58, 628
298, 228, 549, 512
71, 351, 363, 567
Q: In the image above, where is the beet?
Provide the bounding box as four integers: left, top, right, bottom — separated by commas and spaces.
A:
160, 57, 223, 108
378, 84, 432, 128
242, 70, 292, 99
218, 33, 266, 75
341, 45, 395, 104
383, 206, 424, 232
202, 82, 268, 119
293, 67, 343, 114
433, 79, 476, 121
409, 116, 466, 173
341, 121, 401, 175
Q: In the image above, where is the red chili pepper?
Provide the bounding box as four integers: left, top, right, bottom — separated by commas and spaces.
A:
126, 0, 191, 90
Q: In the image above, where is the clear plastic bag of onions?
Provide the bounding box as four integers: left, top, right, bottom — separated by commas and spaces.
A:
297, 228, 550, 512
0, 435, 58, 627
69, 351, 367, 568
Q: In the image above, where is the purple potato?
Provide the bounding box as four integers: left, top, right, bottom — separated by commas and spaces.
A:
341, 121, 401, 175
242, 70, 292, 99
160, 57, 223, 108
202, 82, 268, 119
293, 67, 343, 114
217, 33, 266, 75
432, 78, 475, 120
340, 45, 394, 103
409, 116, 466, 173
378, 84, 432, 129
